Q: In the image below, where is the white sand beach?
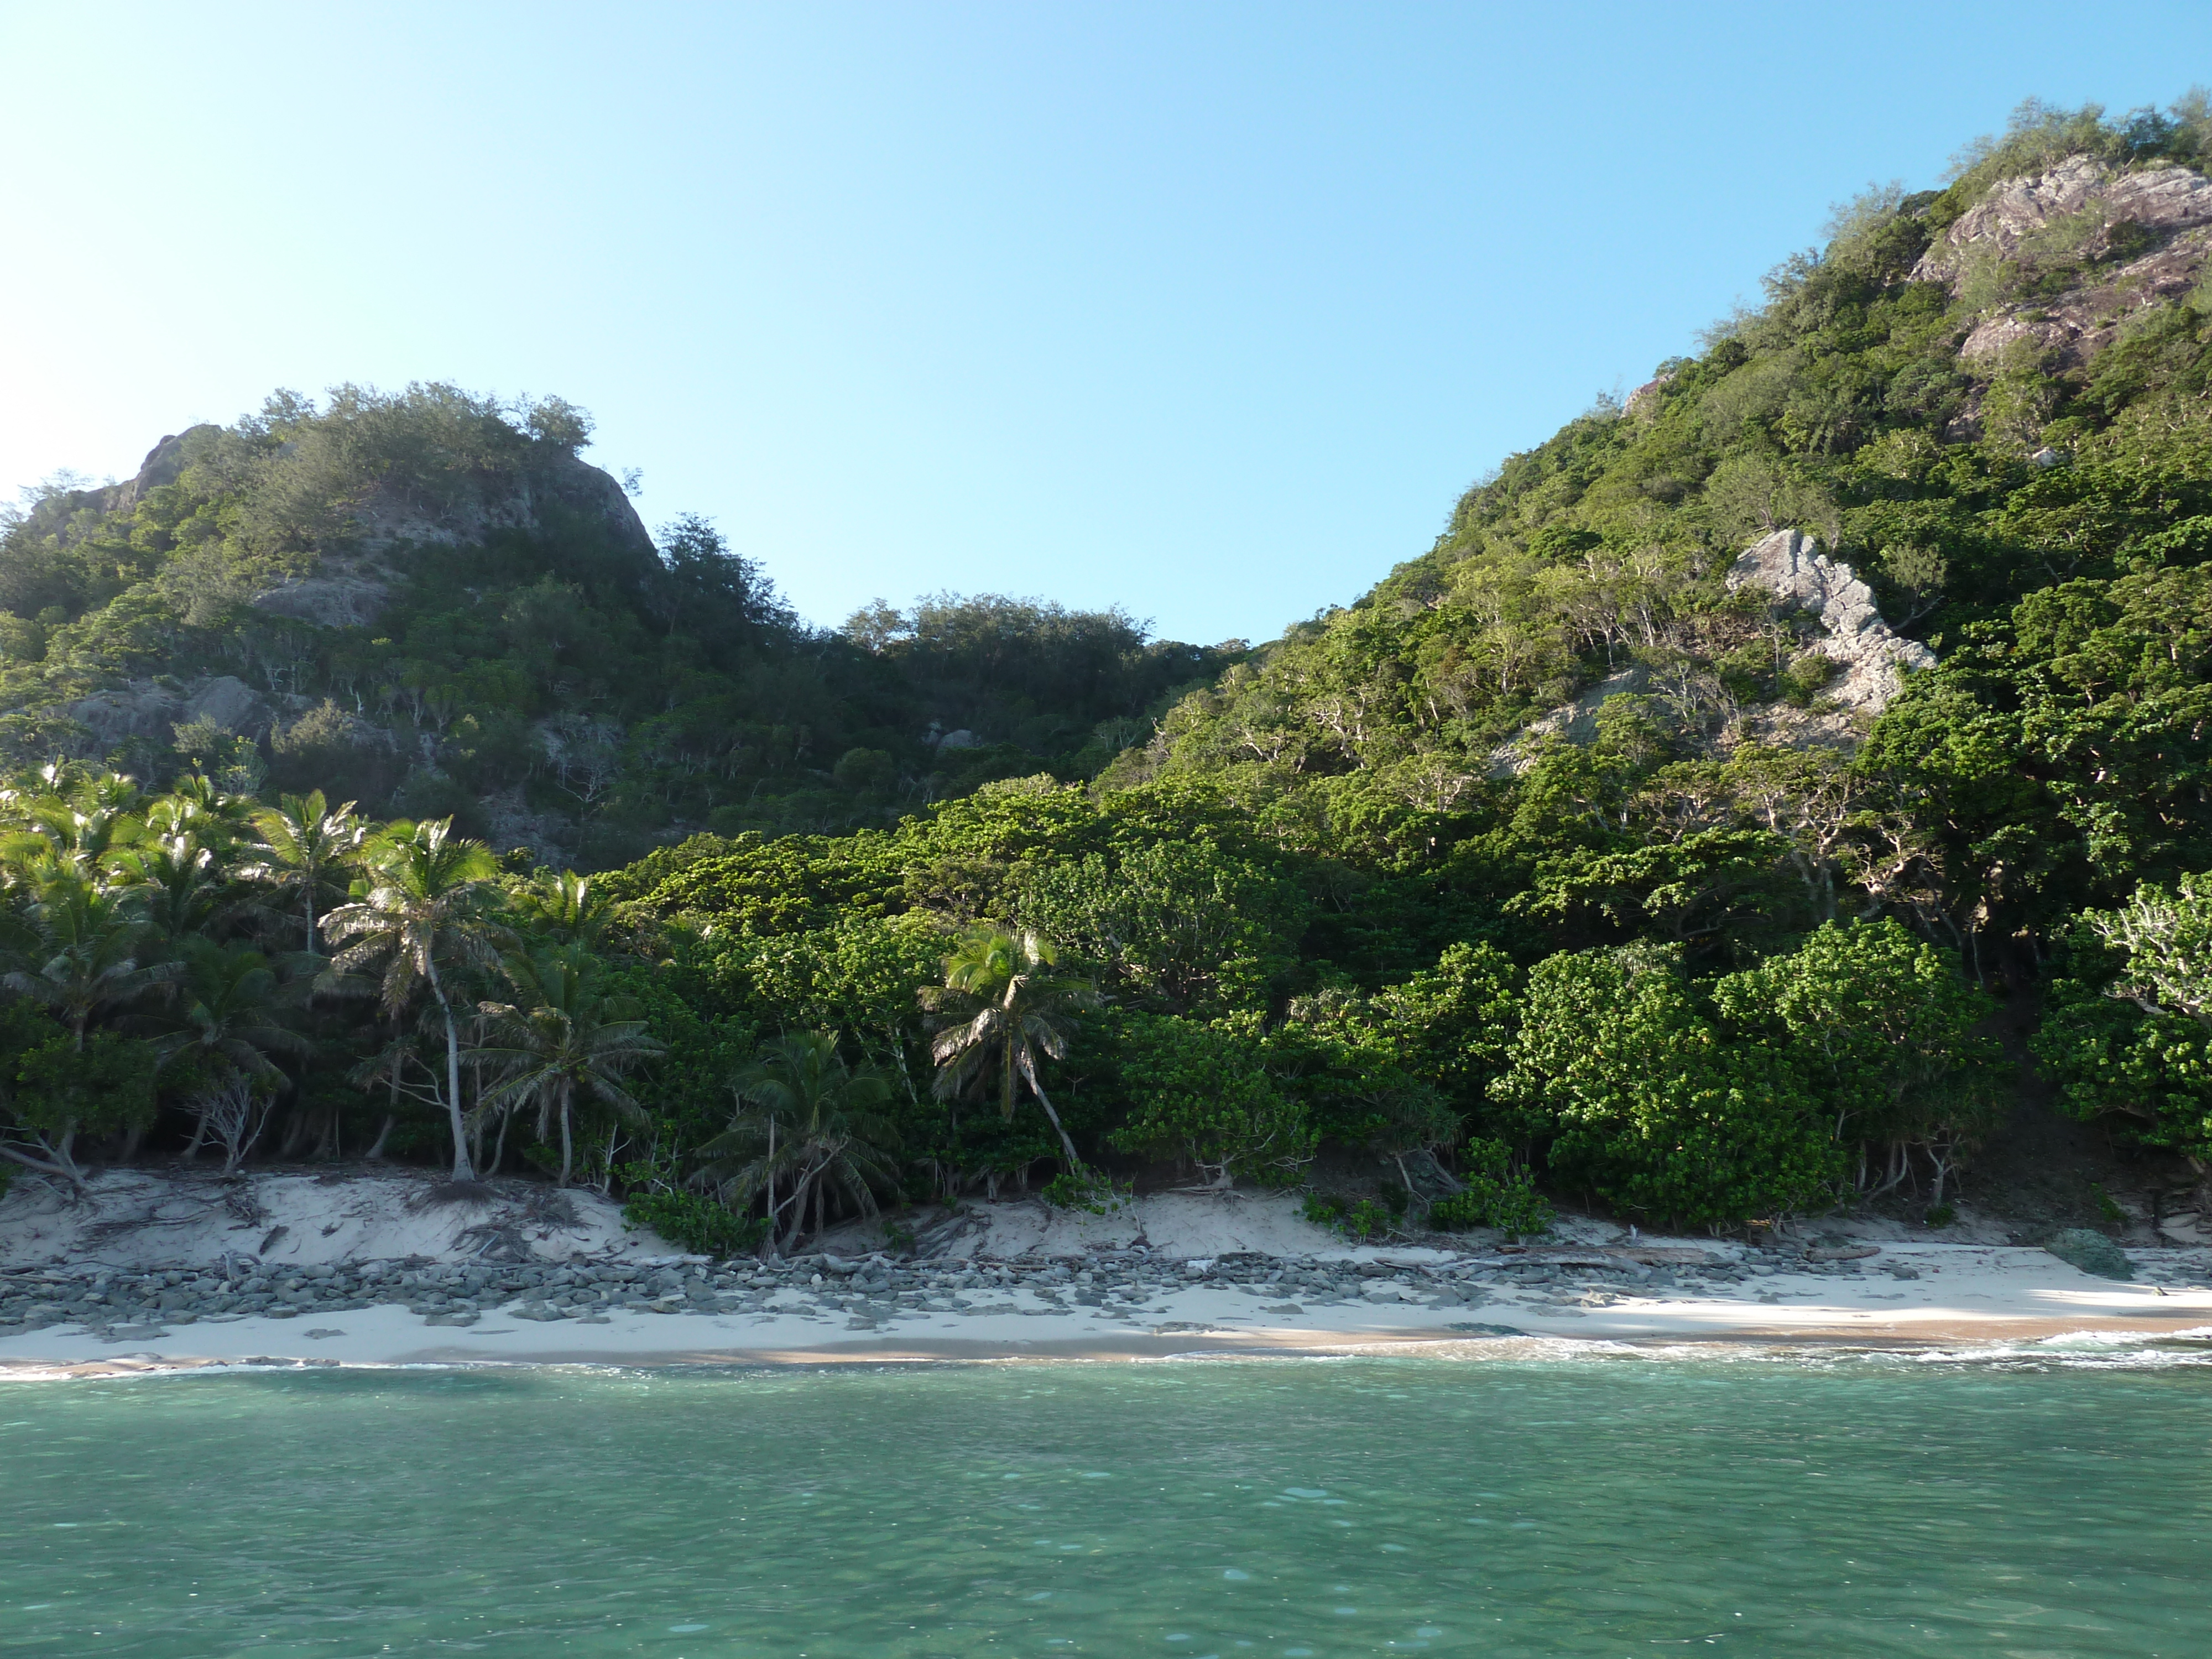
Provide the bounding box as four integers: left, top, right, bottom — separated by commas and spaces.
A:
1, 1171, 2207, 1374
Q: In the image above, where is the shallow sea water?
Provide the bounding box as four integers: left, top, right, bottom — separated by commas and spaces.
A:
2, 1343, 2209, 1656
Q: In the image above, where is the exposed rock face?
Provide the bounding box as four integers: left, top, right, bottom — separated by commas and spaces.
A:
1624, 369, 1678, 419
64, 674, 274, 748
1726, 530, 1934, 713
343, 446, 656, 566
1485, 666, 1651, 778
479, 784, 575, 867
249, 570, 397, 630
179, 675, 275, 739
65, 684, 181, 748
1912, 156, 2212, 369
1489, 531, 1933, 776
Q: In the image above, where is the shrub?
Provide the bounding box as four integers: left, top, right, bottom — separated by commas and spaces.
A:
1301, 1193, 1394, 1240
1494, 945, 1844, 1227
622, 1190, 766, 1257
1108, 1012, 1314, 1187
1427, 1139, 1553, 1236
1041, 1168, 1129, 1213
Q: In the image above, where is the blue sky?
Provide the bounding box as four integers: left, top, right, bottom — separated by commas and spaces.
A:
4, 3, 2209, 645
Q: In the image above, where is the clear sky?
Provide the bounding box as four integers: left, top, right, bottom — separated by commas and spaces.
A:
4, 3, 2209, 646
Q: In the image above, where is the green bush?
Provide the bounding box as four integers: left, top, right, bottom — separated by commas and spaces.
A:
1427, 1140, 1553, 1236
1301, 1193, 1394, 1240
1041, 1168, 1130, 1213
622, 1190, 766, 1257
1108, 1011, 1314, 1187
1494, 945, 1845, 1227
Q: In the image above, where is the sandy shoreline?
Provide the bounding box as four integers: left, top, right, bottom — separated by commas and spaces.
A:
6, 1240, 2210, 1376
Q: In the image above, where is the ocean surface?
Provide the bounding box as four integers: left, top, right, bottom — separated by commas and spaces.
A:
2, 1342, 2208, 1656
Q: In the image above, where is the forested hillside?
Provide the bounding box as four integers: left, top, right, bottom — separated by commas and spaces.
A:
6, 97, 2212, 1248
0, 393, 1233, 868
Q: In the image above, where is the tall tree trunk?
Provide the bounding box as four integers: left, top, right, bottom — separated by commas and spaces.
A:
426, 962, 475, 1181
558, 1084, 573, 1188
1026, 1072, 1084, 1171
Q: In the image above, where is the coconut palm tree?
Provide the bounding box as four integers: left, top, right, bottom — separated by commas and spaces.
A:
0, 768, 145, 880
471, 946, 664, 1186
108, 833, 229, 945
510, 869, 613, 950
922, 926, 1097, 1170
696, 1030, 900, 1251
133, 937, 307, 1083
237, 790, 364, 957
321, 818, 500, 1179
0, 872, 181, 1049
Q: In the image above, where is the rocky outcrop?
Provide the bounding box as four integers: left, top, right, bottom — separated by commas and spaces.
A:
64, 674, 275, 748
343, 446, 656, 566
179, 675, 274, 738
1726, 530, 1934, 713
1912, 156, 2212, 369
55, 427, 656, 638
249, 569, 397, 630
1485, 666, 1652, 776
1914, 156, 2212, 279
1487, 530, 1931, 776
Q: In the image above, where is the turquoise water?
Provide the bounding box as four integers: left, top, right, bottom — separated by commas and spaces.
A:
2, 1348, 2209, 1656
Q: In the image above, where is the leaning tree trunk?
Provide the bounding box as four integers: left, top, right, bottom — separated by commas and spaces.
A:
1021, 1055, 1084, 1170
0, 1130, 86, 1193
425, 962, 475, 1181
557, 1084, 574, 1188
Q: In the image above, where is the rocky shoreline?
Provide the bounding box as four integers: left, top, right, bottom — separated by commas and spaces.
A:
14, 1236, 2202, 1348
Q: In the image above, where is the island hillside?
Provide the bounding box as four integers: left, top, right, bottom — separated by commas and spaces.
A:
3, 96, 2211, 1257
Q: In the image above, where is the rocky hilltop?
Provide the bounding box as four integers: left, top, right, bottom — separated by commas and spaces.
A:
1, 385, 1228, 862
1914, 154, 2212, 372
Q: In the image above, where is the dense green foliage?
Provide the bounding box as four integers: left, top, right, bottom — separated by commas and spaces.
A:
9, 97, 2212, 1239
0, 387, 1237, 867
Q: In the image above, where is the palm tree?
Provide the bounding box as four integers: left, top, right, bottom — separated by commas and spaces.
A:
0, 768, 145, 879
696, 1030, 900, 1251
133, 937, 307, 1084
237, 790, 363, 956
0, 872, 181, 1049
471, 946, 664, 1186
510, 869, 613, 950
108, 833, 228, 945
922, 926, 1097, 1171
321, 818, 500, 1179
